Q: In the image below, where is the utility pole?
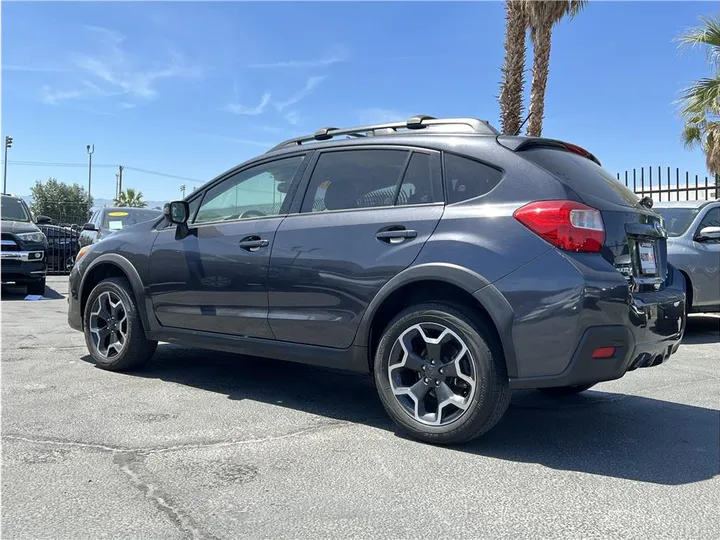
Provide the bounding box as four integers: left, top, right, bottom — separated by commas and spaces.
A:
86, 144, 95, 202
3, 136, 13, 193
180, 184, 186, 198
118, 165, 124, 198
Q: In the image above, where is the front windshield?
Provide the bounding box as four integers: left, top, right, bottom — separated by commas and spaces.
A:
654, 207, 700, 237
102, 208, 162, 231
1, 196, 31, 222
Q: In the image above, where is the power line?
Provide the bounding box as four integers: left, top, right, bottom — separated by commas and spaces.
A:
0, 159, 204, 183
121, 166, 203, 183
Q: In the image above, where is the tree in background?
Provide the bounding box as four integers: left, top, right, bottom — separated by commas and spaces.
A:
114, 188, 148, 208
499, 0, 528, 135
30, 178, 92, 224
677, 16, 720, 181
498, 1, 587, 137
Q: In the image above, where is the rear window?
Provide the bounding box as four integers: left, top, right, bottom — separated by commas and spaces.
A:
521, 148, 640, 208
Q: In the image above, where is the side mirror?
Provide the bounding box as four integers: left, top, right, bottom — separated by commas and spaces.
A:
36, 215, 52, 224
164, 201, 189, 225
82, 223, 98, 231
696, 226, 720, 241
276, 182, 290, 194
164, 201, 194, 240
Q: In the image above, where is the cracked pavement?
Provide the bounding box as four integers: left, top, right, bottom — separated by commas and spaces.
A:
2, 277, 719, 539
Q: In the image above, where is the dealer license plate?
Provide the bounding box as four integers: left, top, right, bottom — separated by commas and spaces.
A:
638, 241, 657, 275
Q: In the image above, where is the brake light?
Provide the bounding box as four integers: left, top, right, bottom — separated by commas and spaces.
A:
513, 200, 605, 253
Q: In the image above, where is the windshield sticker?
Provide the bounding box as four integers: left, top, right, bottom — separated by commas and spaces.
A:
108, 220, 124, 231
108, 211, 129, 217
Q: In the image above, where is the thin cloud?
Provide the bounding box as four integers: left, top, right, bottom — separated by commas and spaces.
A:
192, 132, 274, 148
274, 76, 326, 112
283, 111, 301, 125
356, 108, 414, 125
40, 87, 84, 105
40, 25, 203, 106
249, 48, 348, 69
225, 92, 272, 116
3, 65, 75, 73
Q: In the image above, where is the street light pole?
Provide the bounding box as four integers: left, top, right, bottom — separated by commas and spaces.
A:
86, 144, 94, 201
3, 136, 13, 193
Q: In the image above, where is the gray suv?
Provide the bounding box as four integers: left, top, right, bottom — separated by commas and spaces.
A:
68, 115, 686, 445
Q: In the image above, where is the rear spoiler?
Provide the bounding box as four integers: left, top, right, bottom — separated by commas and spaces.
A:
496, 136, 602, 167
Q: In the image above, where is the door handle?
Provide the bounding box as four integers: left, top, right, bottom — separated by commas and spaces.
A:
376, 228, 418, 243
238, 237, 269, 251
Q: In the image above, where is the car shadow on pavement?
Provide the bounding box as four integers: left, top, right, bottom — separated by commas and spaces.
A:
81, 333, 719, 487
0, 284, 64, 301
683, 315, 720, 345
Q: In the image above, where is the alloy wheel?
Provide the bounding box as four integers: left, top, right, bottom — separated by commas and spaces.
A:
388, 322, 477, 426
89, 290, 128, 358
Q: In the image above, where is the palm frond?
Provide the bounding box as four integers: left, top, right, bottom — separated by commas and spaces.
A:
676, 16, 720, 66
681, 123, 704, 149
678, 75, 720, 118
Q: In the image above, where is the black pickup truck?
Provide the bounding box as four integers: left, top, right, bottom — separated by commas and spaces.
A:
1, 193, 50, 295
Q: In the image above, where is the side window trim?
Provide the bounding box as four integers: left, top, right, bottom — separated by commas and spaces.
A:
191, 153, 309, 226
390, 153, 413, 206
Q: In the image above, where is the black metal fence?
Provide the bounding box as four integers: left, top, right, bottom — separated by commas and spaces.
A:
37, 223, 81, 275
616, 167, 719, 201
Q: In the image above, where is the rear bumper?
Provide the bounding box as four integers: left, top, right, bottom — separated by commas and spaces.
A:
495, 250, 686, 389
509, 320, 683, 390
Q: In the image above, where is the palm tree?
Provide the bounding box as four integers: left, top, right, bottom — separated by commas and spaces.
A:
114, 188, 147, 208
525, 0, 587, 137
677, 16, 720, 177
499, 0, 528, 135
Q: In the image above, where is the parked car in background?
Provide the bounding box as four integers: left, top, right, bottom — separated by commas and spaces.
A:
653, 200, 720, 314
1, 193, 49, 295
79, 207, 163, 249
68, 115, 686, 445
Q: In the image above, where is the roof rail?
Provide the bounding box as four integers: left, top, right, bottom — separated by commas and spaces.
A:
267, 115, 500, 153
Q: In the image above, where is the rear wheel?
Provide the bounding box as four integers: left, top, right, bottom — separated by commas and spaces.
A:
83, 277, 157, 371
374, 302, 510, 445
538, 383, 595, 396
26, 278, 46, 296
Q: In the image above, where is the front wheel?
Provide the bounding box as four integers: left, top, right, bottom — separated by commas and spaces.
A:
26, 278, 46, 296
83, 277, 157, 371
538, 384, 595, 396
374, 302, 510, 445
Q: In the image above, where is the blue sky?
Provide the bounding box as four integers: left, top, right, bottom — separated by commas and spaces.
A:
1, 1, 717, 203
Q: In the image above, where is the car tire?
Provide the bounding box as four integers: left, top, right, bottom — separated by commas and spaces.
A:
83, 276, 157, 371
26, 278, 46, 296
373, 302, 510, 445
538, 384, 595, 396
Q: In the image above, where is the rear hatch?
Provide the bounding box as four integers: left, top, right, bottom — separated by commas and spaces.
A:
507, 140, 668, 291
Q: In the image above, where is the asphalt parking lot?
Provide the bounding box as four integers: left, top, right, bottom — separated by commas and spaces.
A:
1, 276, 718, 540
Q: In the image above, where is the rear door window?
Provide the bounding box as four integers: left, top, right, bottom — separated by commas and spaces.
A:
444, 154, 503, 204
521, 148, 640, 208
301, 149, 409, 213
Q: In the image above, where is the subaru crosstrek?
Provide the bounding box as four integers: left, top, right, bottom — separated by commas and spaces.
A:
68, 115, 686, 445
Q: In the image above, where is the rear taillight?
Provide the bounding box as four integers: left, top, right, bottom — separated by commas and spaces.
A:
513, 200, 605, 253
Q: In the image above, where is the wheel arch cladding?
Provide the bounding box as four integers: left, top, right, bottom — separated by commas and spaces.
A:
356, 263, 518, 376
80, 254, 154, 335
